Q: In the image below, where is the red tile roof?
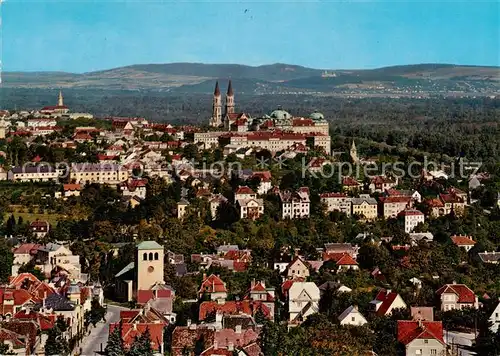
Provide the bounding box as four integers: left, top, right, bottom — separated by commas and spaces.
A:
426, 198, 444, 208
235, 186, 255, 195
13, 310, 54, 331
436, 284, 476, 303
109, 322, 165, 351
13, 244, 42, 255
198, 300, 271, 321
450, 235, 476, 246
322, 252, 358, 266
342, 177, 361, 186
397, 320, 444, 345
137, 290, 155, 305
380, 196, 411, 204
63, 184, 81, 191
398, 209, 424, 217
373, 289, 402, 316
199, 274, 227, 295
440, 193, 464, 204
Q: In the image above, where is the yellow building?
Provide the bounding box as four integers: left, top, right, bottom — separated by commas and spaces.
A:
351, 195, 378, 221
70, 163, 129, 184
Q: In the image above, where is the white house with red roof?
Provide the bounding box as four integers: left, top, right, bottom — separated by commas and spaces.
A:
397, 320, 445, 356
398, 208, 425, 233
198, 274, 228, 302
322, 252, 359, 271
234, 186, 264, 220
119, 178, 148, 200
436, 283, 478, 311
370, 289, 407, 316
450, 235, 476, 251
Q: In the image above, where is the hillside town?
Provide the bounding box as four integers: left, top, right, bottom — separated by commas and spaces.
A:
0, 85, 498, 356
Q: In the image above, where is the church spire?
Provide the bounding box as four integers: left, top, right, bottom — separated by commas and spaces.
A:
214, 81, 221, 96
58, 90, 64, 107
224, 80, 235, 117
227, 79, 233, 96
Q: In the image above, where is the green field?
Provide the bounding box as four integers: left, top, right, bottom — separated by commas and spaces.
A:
4, 211, 68, 226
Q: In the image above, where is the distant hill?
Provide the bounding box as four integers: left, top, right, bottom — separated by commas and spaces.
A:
2, 63, 499, 94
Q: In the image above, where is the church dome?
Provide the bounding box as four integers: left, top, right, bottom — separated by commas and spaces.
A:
310, 112, 325, 120
270, 109, 292, 121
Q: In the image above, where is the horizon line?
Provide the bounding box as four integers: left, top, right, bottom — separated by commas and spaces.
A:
4, 61, 500, 75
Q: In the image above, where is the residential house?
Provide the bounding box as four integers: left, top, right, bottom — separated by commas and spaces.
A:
177, 199, 190, 220
209, 194, 228, 220
338, 305, 367, 326
397, 320, 445, 356
198, 274, 228, 302
236, 198, 264, 220
250, 171, 272, 195
36, 243, 82, 280
342, 177, 362, 192
318, 281, 352, 294
409, 233, 434, 244
368, 176, 397, 193
450, 235, 476, 251
279, 187, 310, 219
370, 289, 407, 316
119, 178, 148, 200
288, 282, 320, 324
411, 307, 434, 322
436, 283, 478, 311
478, 251, 500, 264
322, 252, 359, 271
243, 280, 275, 319
385, 188, 422, 203
61, 184, 82, 198
109, 321, 165, 354
380, 196, 412, 219
439, 191, 466, 216
398, 209, 425, 233
11, 244, 42, 275
351, 195, 378, 220
489, 301, 500, 333
324, 243, 359, 259
285, 257, 310, 280
30, 220, 50, 239
198, 300, 272, 322
319, 193, 352, 216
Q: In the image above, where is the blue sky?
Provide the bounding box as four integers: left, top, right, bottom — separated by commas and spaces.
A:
3, 0, 499, 73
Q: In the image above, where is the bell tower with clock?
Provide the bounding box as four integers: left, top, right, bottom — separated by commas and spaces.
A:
135, 241, 164, 292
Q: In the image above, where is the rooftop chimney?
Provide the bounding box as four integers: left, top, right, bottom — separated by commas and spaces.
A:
235, 325, 242, 334
228, 342, 234, 351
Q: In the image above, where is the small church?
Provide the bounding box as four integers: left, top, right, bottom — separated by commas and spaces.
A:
114, 241, 166, 302
40, 90, 70, 115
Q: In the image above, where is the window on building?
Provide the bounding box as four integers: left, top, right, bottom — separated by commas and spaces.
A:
154, 252, 159, 260
430, 350, 437, 355
143, 253, 147, 261
149, 252, 153, 260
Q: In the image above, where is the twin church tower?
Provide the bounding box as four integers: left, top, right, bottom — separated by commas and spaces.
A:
209, 80, 234, 127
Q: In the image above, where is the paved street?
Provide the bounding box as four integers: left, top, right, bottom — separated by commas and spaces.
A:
79, 304, 126, 356
445, 330, 477, 356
